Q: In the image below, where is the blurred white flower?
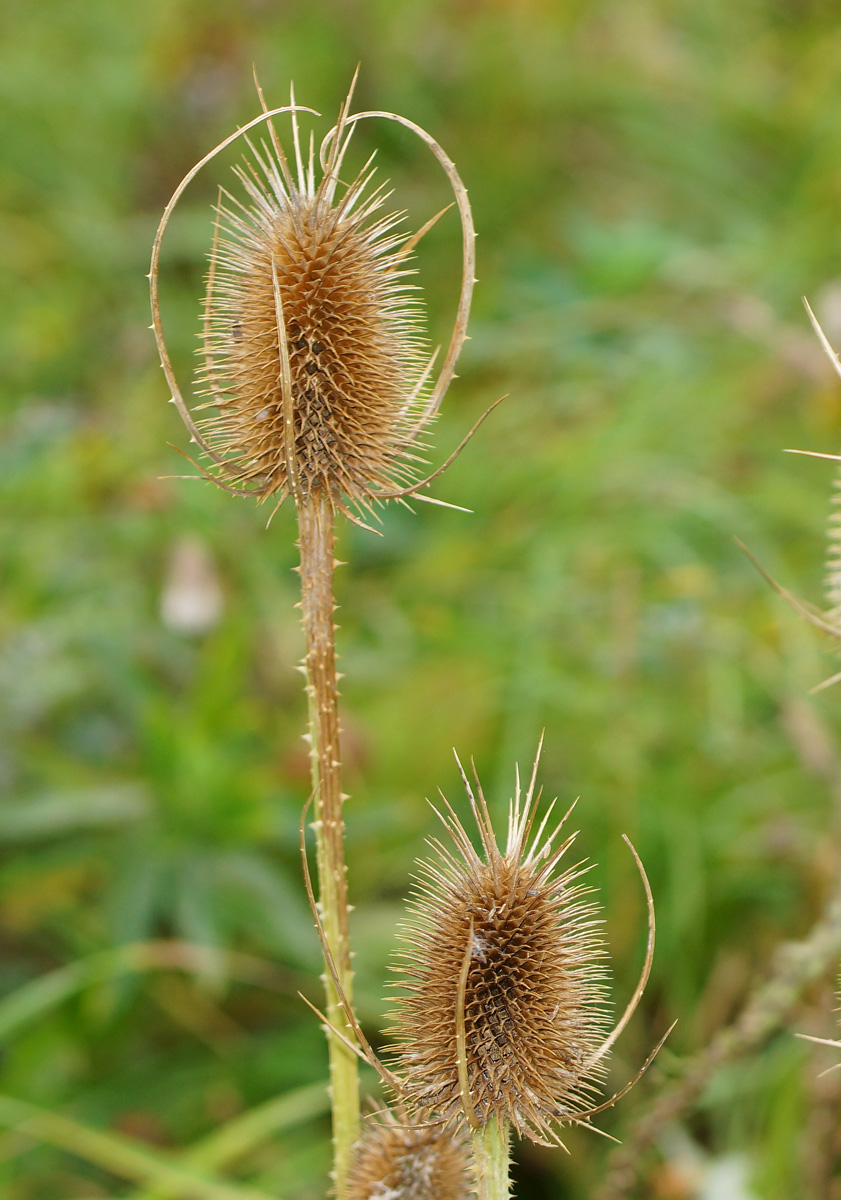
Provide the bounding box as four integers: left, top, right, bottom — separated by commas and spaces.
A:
160, 535, 224, 635
658, 1129, 758, 1200
699, 1155, 756, 1200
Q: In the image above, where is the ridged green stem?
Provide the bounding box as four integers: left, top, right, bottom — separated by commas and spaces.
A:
471, 1120, 511, 1200
298, 492, 359, 1196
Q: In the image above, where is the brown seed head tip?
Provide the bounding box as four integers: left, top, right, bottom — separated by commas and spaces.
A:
346, 1107, 472, 1200
150, 80, 474, 519
388, 753, 611, 1144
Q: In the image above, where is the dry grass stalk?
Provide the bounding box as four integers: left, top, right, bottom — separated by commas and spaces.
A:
149, 74, 478, 1197
596, 886, 841, 1200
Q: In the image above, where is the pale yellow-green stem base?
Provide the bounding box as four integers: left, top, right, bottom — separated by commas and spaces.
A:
298, 493, 360, 1196
471, 1120, 511, 1200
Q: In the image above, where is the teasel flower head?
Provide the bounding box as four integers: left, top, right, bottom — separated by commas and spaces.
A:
149, 73, 486, 526
386, 741, 657, 1146
346, 1106, 472, 1200
299, 743, 659, 1150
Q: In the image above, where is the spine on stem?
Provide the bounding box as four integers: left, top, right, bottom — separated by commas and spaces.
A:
298, 492, 359, 1193
471, 1121, 511, 1200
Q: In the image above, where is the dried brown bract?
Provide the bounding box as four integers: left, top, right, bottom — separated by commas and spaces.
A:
346, 1107, 472, 1200
150, 74, 481, 524
388, 748, 632, 1145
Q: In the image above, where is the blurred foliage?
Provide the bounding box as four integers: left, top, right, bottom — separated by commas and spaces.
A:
2, 0, 841, 1195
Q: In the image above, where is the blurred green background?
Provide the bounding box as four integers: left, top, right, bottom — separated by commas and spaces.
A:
2, 0, 841, 1196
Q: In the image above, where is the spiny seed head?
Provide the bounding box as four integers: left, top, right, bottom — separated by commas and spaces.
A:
388, 755, 610, 1144
346, 1107, 472, 1200
149, 76, 477, 523
151, 81, 476, 523
198, 131, 430, 512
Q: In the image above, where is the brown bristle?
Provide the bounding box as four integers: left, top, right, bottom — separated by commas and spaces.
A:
388, 755, 610, 1144
196, 106, 429, 511
346, 1107, 472, 1200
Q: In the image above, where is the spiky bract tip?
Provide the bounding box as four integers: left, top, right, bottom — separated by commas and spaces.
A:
388, 756, 611, 1144
346, 1107, 472, 1200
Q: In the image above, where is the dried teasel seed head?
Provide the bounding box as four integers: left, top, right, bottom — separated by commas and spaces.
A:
150, 77, 476, 521
388, 750, 612, 1144
346, 1107, 472, 1200
300, 745, 656, 1150
199, 129, 428, 509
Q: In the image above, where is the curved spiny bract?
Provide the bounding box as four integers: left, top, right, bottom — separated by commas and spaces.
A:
199, 148, 431, 511
346, 1107, 472, 1200
388, 757, 611, 1145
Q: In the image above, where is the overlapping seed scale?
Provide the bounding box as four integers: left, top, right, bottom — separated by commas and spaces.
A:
347, 1110, 472, 1200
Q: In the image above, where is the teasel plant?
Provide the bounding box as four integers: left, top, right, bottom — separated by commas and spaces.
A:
148, 72, 499, 1195
737, 299, 841, 690
345, 1104, 472, 1200
301, 739, 668, 1200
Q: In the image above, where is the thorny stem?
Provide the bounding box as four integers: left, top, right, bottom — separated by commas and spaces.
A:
297, 492, 359, 1195
470, 1120, 511, 1200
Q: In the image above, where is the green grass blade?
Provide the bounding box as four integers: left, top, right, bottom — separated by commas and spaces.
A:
186, 1081, 329, 1169
0, 1094, 276, 1200
123, 1082, 330, 1200
0, 941, 301, 1045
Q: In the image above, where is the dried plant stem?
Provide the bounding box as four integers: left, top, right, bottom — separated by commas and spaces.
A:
470, 1121, 511, 1200
596, 878, 841, 1200
297, 492, 359, 1194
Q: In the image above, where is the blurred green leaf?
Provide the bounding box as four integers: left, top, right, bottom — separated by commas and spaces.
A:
124, 1081, 330, 1200
0, 1093, 276, 1200
0, 785, 148, 842
0, 942, 305, 1046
